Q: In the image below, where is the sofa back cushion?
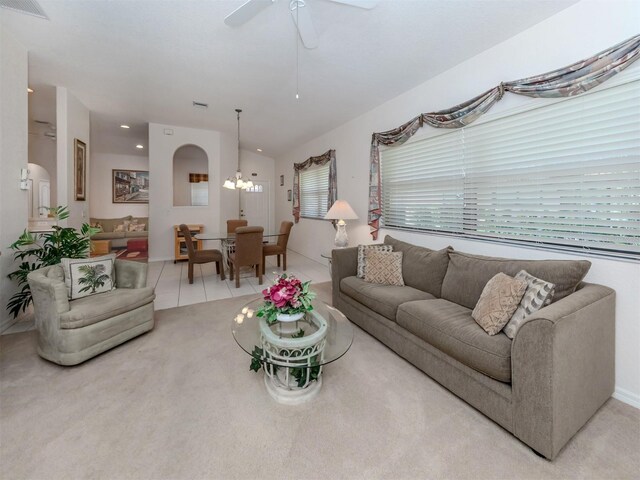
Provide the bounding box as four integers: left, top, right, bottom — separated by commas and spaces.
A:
90, 216, 132, 233
383, 236, 451, 297
440, 251, 591, 309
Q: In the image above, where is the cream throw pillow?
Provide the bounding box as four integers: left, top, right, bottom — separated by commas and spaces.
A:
502, 270, 555, 339
357, 244, 393, 278
364, 250, 404, 286
472, 273, 527, 336
61, 254, 116, 300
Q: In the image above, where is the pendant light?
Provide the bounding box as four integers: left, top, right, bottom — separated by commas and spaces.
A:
223, 109, 254, 190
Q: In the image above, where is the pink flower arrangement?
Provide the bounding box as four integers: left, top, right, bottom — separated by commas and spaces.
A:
257, 273, 315, 324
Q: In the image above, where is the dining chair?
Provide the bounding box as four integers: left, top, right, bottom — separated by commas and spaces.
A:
226, 219, 248, 234
228, 226, 263, 288
262, 221, 294, 274
179, 224, 225, 284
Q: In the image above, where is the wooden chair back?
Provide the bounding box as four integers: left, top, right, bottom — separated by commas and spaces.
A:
227, 219, 248, 234
179, 224, 196, 259
233, 226, 264, 266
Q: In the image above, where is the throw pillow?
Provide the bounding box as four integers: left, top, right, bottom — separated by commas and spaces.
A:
128, 223, 146, 232
472, 273, 527, 336
91, 222, 103, 233
60, 254, 116, 300
364, 251, 404, 286
357, 244, 393, 278
502, 270, 555, 339
114, 224, 126, 232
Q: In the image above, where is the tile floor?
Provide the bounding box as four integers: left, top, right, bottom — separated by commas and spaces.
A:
1, 250, 331, 334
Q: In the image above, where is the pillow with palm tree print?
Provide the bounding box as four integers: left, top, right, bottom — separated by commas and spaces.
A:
61, 254, 116, 300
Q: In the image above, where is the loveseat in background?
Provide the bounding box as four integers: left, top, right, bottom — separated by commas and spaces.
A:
332, 236, 615, 459
90, 215, 148, 248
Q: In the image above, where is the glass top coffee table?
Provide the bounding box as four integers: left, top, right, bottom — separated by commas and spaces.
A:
232, 298, 354, 405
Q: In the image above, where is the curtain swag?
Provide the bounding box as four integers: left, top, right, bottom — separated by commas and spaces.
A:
368, 34, 640, 240
292, 149, 337, 223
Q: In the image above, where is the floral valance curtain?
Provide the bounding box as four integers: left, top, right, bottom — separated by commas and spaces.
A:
292, 149, 337, 223
368, 34, 640, 239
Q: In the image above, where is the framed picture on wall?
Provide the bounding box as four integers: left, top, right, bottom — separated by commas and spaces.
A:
280, 175, 284, 186
113, 169, 150, 203
74, 139, 87, 201
287, 189, 292, 202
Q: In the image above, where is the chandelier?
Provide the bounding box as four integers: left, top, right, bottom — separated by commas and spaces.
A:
223, 108, 254, 190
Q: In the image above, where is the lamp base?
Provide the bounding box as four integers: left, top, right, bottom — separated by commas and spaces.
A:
334, 221, 349, 248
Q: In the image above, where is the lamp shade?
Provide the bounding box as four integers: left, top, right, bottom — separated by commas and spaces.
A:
324, 200, 358, 220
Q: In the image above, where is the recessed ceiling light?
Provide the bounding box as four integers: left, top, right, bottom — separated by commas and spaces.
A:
256, 148, 262, 152
27, 87, 34, 93
136, 144, 144, 149
120, 124, 130, 129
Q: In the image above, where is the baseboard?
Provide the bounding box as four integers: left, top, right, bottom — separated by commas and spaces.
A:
613, 387, 640, 409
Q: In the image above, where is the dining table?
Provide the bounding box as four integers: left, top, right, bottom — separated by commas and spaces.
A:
195, 231, 284, 274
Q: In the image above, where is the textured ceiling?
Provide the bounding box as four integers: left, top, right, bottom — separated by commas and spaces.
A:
4, 0, 576, 157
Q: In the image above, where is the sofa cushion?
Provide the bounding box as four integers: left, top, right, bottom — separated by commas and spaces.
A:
92, 231, 125, 240
357, 244, 393, 278
340, 276, 434, 321
440, 251, 591, 309
61, 254, 116, 300
397, 299, 512, 382
383, 236, 451, 297
503, 270, 555, 339
90, 216, 132, 233
124, 231, 148, 239
364, 251, 404, 286
472, 273, 527, 336
60, 286, 155, 329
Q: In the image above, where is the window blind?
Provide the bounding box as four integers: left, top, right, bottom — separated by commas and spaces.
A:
381, 78, 640, 258
300, 163, 330, 218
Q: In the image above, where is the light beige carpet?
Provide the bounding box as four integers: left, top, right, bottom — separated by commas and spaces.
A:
1, 282, 639, 480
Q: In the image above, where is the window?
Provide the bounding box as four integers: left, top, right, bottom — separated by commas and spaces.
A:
381, 78, 640, 258
299, 163, 330, 218
190, 182, 208, 206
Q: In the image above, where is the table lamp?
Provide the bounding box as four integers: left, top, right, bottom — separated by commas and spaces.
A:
324, 200, 358, 248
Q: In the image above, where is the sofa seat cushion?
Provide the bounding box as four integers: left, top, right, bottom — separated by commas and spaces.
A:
341, 276, 434, 321
92, 231, 125, 240
397, 299, 512, 382
124, 231, 148, 239
60, 287, 155, 329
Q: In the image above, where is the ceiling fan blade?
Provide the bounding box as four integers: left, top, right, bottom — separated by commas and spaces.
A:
224, 0, 274, 27
290, 2, 318, 49
325, 0, 378, 9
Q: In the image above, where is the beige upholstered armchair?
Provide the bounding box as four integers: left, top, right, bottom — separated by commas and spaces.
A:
27, 260, 155, 366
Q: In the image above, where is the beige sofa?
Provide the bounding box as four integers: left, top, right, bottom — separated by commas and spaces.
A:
27, 260, 155, 366
90, 215, 148, 248
332, 236, 615, 459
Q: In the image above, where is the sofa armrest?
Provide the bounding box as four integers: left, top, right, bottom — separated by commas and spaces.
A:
27, 269, 70, 333
115, 260, 148, 289
511, 282, 615, 459
331, 247, 358, 307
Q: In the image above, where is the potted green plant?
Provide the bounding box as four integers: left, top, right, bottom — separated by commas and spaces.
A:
6, 206, 100, 318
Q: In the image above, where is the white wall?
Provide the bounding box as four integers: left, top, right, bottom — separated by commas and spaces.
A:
90, 153, 149, 218
148, 123, 237, 261
274, 0, 640, 407
56, 87, 90, 230
240, 149, 276, 232
0, 27, 29, 331
28, 135, 57, 209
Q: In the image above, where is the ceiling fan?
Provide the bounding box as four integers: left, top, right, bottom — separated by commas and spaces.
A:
224, 0, 378, 50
